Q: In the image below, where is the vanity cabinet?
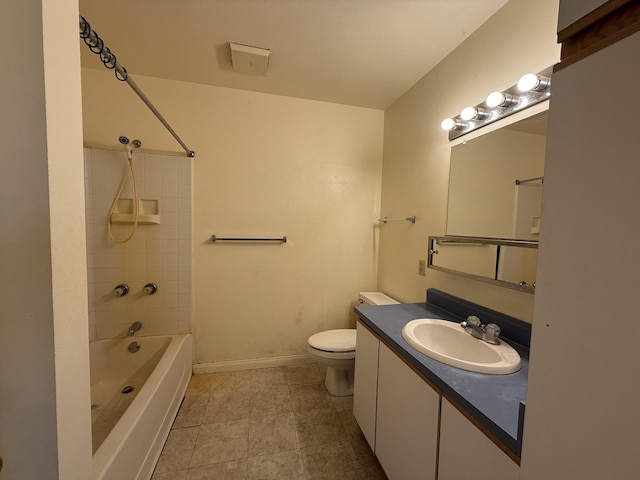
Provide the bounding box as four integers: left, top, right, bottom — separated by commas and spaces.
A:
438, 399, 519, 480
353, 321, 380, 451
354, 318, 520, 480
354, 321, 438, 479
375, 342, 439, 480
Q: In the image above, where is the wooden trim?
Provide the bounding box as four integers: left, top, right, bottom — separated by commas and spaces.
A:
558, 0, 635, 42
557, 0, 640, 71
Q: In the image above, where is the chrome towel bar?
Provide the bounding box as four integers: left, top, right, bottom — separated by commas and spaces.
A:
515, 176, 543, 185
211, 235, 287, 243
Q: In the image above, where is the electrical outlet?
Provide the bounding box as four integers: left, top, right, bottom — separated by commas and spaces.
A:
418, 259, 426, 276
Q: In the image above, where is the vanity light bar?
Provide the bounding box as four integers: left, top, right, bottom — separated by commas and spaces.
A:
441, 66, 552, 141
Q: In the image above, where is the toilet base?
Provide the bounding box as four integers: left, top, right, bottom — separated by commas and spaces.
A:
324, 366, 354, 397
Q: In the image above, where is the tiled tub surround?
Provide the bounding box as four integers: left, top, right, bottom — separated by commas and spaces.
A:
355, 289, 531, 459
84, 148, 193, 340
152, 364, 387, 479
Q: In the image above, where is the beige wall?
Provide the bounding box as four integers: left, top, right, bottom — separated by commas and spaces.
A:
0, 0, 92, 478
377, 0, 560, 322
82, 69, 384, 366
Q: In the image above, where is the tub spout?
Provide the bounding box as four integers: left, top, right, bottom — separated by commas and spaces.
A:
128, 321, 142, 336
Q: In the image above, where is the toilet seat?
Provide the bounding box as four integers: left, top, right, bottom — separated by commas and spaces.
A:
308, 329, 356, 352
307, 346, 356, 360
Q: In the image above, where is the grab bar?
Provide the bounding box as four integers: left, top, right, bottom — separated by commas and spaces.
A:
211, 235, 287, 243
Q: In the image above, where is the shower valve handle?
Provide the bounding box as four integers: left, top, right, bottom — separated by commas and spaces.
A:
113, 284, 129, 297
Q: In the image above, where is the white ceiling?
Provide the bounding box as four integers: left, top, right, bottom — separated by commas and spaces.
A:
79, 0, 509, 110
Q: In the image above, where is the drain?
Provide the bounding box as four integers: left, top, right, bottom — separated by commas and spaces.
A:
128, 341, 141, 353
121, 385, 135, 394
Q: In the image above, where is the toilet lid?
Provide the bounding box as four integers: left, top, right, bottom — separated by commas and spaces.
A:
308, 329, 356, 352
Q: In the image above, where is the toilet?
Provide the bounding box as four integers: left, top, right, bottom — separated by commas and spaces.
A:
307, 292, 399, 396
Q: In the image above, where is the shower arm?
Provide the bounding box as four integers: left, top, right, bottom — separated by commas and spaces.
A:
79, 16, 195, 158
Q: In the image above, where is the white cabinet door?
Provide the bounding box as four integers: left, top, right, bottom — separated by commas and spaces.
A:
353, 321, 380, 451
375, 342, 439, 480
439, 398, 519, 480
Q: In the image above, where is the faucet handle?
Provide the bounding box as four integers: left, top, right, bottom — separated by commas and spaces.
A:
113, 284, 129, 297
484, 323, 501, 344
466, 315, 481, 327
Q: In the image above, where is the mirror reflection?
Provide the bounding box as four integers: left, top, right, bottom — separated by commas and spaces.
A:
428, 236, 537, 293
446, 111, 547, 240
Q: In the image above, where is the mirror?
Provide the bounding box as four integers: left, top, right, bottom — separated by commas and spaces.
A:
446, 111, 547, 240
428, 236, 537, 293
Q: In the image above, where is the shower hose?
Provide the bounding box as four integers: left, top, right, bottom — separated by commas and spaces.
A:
107, 147, 139, 243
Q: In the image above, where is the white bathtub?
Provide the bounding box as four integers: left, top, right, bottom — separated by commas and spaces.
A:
90, 334, 192, 480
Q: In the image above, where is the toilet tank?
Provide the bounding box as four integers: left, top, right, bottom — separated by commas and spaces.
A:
357, 292, 399, 306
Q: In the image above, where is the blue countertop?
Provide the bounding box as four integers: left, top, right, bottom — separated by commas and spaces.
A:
354, 298, 529, 459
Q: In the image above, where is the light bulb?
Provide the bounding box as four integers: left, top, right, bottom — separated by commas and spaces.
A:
486, 91, 519, 108
460, 107, 477, 121
441, 118, 456, 131
486, 92, 505, 108
517, 74, 538, 91
518, 74, 550, 92
460, 106, 489, 121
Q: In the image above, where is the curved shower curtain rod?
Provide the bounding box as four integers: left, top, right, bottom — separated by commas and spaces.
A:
79, 15, 195, 158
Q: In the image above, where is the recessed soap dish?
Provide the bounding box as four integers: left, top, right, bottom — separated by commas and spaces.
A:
110, 198, 160, 225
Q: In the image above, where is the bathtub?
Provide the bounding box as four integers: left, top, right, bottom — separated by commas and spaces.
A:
90, 334, 192, 480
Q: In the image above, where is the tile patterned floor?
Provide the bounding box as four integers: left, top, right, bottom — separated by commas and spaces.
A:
152, 363, 388, 480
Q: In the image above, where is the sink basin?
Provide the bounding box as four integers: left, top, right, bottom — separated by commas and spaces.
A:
401, 318, 521, 374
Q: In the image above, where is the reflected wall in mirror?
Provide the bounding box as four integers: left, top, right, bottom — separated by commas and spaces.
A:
446, 111, 547, 240
428, 236, 537, 293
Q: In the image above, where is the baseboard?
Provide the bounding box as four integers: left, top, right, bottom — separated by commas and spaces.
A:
193, 353, 315, 374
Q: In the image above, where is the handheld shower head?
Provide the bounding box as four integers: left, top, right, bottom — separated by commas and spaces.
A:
119, 136, 141, 161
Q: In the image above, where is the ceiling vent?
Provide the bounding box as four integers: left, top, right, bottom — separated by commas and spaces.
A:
229, 42, 270, 76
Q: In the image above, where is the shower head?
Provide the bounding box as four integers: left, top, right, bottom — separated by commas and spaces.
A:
118, 136, 130, 145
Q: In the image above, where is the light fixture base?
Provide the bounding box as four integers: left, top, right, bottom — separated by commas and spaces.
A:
444, 66, 552, 141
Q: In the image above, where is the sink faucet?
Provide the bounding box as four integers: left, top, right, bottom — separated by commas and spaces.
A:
127, 321, 142, 337
460, 316, 501, 345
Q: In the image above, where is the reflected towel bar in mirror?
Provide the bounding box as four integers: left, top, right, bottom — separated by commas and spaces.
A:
378, 215, 416, 224
428, 236, 538, 293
